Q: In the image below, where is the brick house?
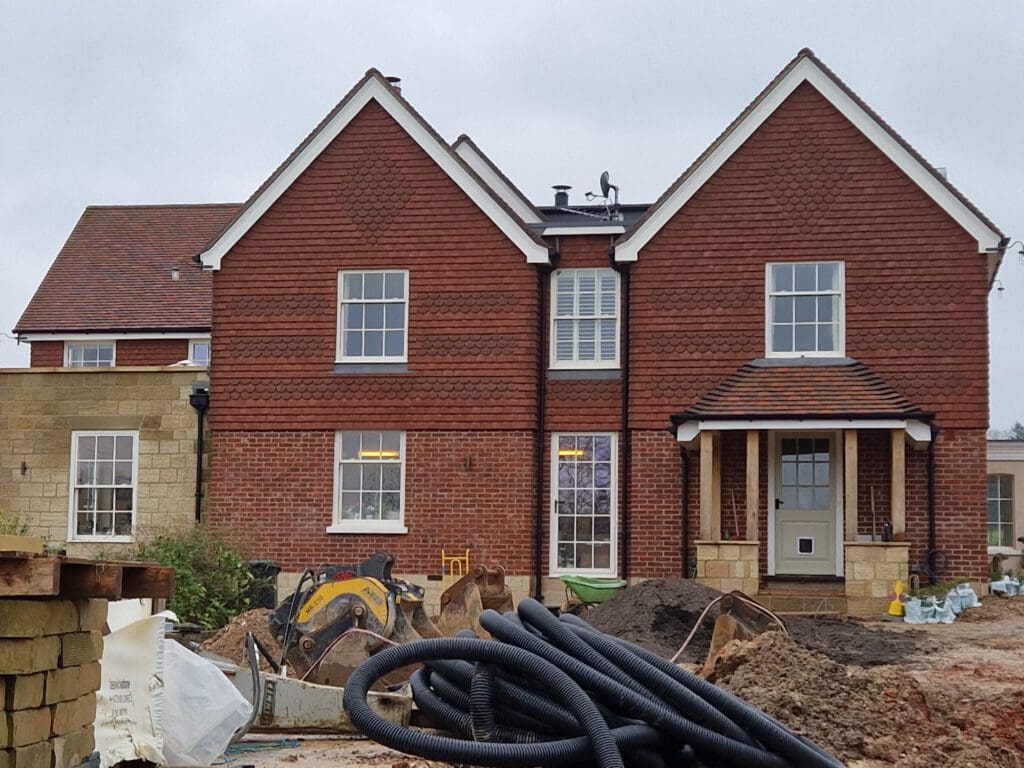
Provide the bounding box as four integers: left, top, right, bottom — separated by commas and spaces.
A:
191, 49, 1005, 614
5, 205, 236, 555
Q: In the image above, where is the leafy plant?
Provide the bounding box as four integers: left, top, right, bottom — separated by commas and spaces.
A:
0, 509, 30, 536
137, 527, 253, 629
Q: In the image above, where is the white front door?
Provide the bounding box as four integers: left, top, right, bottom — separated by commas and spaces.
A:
774, 435, 838, 575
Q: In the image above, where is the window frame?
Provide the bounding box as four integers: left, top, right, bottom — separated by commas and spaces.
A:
764, 261, 846, 358
549, 432, 618, 577
67, 430, 139, 543
336, 270, 409, 364
987, 473, 1015, 552
188, 339, 211, 367
549, 268, 621, 370
328, 430, 408, 534
64, 341, 116, 368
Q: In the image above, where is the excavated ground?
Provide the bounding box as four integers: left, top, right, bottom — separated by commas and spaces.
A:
210, 584, 1024, 767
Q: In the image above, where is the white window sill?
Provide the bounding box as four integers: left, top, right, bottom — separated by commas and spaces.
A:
327, 523, 408, 535
69, 535, 135, 544
988, 546, 1021, 556
549, 570, 619, 579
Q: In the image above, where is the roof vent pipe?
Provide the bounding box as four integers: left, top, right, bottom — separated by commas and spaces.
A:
553, 185, 571, 207
385, 76, 402, 94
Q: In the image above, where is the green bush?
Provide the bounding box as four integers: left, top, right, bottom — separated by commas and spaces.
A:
0, 509, 30, 536
137, 527, 253, 629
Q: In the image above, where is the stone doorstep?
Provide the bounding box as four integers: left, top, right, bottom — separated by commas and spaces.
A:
753, 593, 847, 614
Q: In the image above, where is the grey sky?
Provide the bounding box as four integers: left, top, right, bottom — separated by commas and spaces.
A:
1, 2, 1021, 427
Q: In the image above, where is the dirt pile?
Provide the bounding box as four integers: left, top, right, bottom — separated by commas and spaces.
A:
582, 578, 923, 666
709, 631, 1020, 767
956, 592, 1024, 623
203, 608, 281, 668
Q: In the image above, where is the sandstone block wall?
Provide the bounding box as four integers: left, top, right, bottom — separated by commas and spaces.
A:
0, 368, 207, 557
844, 542, 909, 617
0, 598, 107, 768
695, 540, 759, 595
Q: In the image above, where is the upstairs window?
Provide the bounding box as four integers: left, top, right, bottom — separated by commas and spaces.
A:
766, 262, 844, 357
551, 268, 619, 369
337, 271, 408, 362
189, 340, 211, 367
65, 342, 115, 367
988, 474, 1014, 549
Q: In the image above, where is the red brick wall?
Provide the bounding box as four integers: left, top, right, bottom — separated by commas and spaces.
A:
630, 82, 988, 430
29, 341, 62, 367
208, 429, 536, 573
209, 101, 538, 432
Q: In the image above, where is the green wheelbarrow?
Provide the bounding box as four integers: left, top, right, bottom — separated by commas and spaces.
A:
560, 575, 628, 608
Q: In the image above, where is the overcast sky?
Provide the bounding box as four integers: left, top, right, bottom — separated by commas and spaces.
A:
1, 2, 1021, 427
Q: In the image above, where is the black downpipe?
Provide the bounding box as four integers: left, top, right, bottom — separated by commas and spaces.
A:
680, 446, 691, 578
926, 424, 939, 584
533, 251, 558, 601
188, 385, 211, 523
611, 254, 632, 581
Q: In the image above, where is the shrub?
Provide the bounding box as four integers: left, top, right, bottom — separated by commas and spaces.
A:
137, 527, 253, 629
0, 509, 30, 536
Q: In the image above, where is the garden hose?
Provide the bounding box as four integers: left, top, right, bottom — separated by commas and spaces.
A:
343, 598, 843, 768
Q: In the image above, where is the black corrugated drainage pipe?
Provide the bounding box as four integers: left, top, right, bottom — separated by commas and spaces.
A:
188, 382, 211, 523
926, 424, 939, 585
610, 248, 631, 581
533, 248, 559, 601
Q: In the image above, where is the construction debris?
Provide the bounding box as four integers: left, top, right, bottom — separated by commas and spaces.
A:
203, 608, 280, 668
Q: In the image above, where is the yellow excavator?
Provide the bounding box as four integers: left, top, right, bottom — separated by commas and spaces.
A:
269, 553, 514, 687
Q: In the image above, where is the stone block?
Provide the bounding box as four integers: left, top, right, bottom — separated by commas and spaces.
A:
45, 663, 101, 705
729, 561, 746, 579
859, 546, 885, 563
0, 637, 60, 674
740, 579, 759, 596
851, 561, 875, 581
5, 706, 51, 747
696, 544, 719, 561
697, 576, 723, 592
847, 596, 887, 618
51, 693, 96, 736
0, 710, 7, 748
718, 578, 744, 593
717, 544, 741, 560
59, 632, 103, 668
844, 580, 869, 597
885, 546, 910, 563
9, 740, 52, 768
0, 600, 76, 638
0, 746, 7, 768
695, 561, 706, 578
52, 725, 94, 768
3, 673, 44, 711
74, 600, 108, 632
869, 580, 890, 599
875, 562, 900, 582
705, 561, 730, 579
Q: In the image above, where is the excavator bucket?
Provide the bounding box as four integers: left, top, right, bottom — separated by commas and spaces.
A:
437, 565, 514, 637
701, 591, 786, 676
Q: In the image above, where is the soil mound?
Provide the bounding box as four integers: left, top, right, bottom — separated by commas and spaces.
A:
956, 592, 1024, 622
709, 631, 1019, 767
583, 578, 923, 666
202, 608, 280, 668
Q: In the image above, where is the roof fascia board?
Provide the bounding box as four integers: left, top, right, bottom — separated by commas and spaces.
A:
542, 226, 626, 236
453, 139, 542, 225
676, 417, 931, 442
19, 332, 210, 342
988, 442, 1024, 461
616, 57, 1002, 262
198, 78, 549, 270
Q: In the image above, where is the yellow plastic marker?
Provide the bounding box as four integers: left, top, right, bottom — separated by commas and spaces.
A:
887, 579, 904, 616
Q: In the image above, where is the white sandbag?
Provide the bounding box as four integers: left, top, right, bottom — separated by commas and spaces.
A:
160, 638, 253, 766
903, 596, 924, 624
955, 582, 980, 609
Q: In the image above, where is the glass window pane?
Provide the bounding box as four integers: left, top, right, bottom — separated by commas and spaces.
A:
361, 431, 382, 453
988, 500, 1000, 523
594, 490, 611, 515
1000, 475, 1013, 497
781, 463, 796, 485
341, 492, 360, 519
384, 303, 405, 329
578, 289, 596, 316
988, 475, 999, 496
114, 461, 133, 485
77, 462, 94, 485
794, 296, 816, 323
95, 513, 113, 535
794, 264, 816, 291
576, 544, 593, 569
772, 264, 792, 292
772, 325, 793, 352
593, 437, 611, 462
594, 516, 611, 541
594, 544, 611, 569
558, 464, 575, 488
577, 436, 593, 457
558, 516, 574, 540
115, 435, 133, 460
798, 463, 813, 484
77, 489, 95, 512
364, 304, 384, 329
782, 487, 797, 508
576, 516, 593, 541
773, 296, 793, 323
381, 493, 401, 520
78, 436, 95, 459
341, 464, 360, 490
364, 272, 384, 299
814, 462, 830, 485
577, 490, 593, 515
794, 325, 816, 352
343, 273, 362, 300
114, 514, 133, 536
361, 492, 381, 519
97, 436, 115, 460
381, 465, 401, 491
96, 489, 114, 511
77, 513, 93, 536
381, 431, 401, 456
798, 487, 814, 509
344, 331, 363, 357
599, 319, 617, 360
345, 304, 364, 329
818, 325, 835, 352
817, 262, 837, 290
814, 487, 831, 509
558, 544, 573, 569
577, 463, 593, 488
341, 432, 360, 460
364, 331, 384, 357
384, 331, 403, 357
384, 272, 405, 299
594, 462, 611, 489
817, 295, 834, 322
96, 461, 114, 485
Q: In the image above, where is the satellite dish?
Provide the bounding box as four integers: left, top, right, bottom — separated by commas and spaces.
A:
600, 171, 611, 198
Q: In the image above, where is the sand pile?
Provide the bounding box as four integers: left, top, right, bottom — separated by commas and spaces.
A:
709, 632, 1020, 767
956, 591, 1024, 623
202, 608, 281, 669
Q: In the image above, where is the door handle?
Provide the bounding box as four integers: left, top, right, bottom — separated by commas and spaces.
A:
775, 498, 783, 509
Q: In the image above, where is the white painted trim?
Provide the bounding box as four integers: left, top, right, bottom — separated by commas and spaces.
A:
549, 268, 621, 371
64, 341, 116, 367
542, 226, 626, 236
615, 56, 1002, 261
766, 430, 844, 577
67, 430, 139, 543
988, 442, 1024, 462
988, 546, 1021, 556
21, 332, 209, 342
677, 419, 931, 442
453, 139, 542, 225
764, 261, 846, 358
336, 270, 409, 363
549, 432, 618, 578
326, 523, 408, 535
188, 339, 211, 367
198, 77, 550, 270
331, 430, 407, 531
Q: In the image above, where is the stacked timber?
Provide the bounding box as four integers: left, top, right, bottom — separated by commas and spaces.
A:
0, 544, 174, 767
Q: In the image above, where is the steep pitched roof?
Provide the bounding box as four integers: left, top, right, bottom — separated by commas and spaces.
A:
15, 204, 239, 335
672, 358, 930, 422
452, 134, 543, 224
197, 70, 550, 270
615, 49, 1005, 267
